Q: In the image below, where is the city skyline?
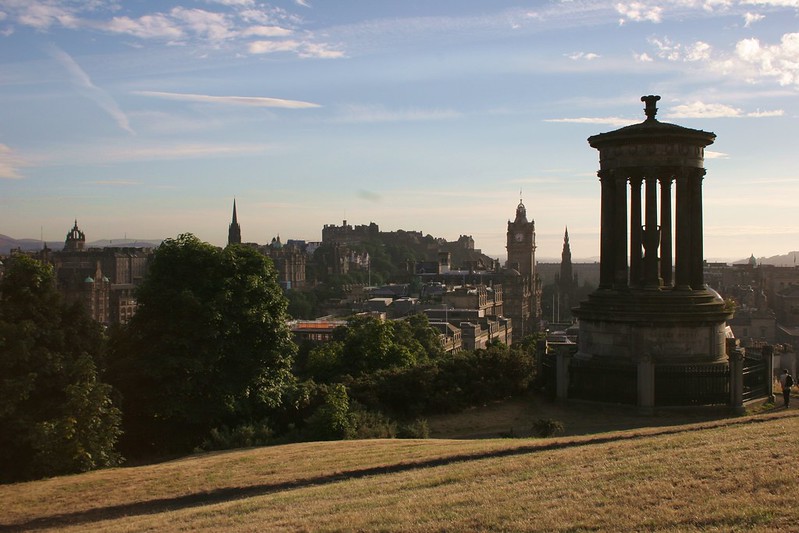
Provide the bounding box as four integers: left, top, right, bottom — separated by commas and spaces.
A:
1, 1, 798, 261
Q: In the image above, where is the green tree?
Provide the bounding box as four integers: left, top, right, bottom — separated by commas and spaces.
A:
0, 256, 121, 482
109, 235, 296, 455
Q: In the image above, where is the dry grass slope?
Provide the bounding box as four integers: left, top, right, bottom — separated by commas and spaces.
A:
1, 411, 798, 532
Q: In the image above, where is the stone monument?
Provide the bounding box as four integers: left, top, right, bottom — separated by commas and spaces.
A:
570, 95, 734, 412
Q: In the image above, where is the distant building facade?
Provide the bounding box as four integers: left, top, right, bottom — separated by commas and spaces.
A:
41, 220, 153, 324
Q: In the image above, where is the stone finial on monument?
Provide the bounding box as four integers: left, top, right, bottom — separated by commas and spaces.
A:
641, 94, 661, 121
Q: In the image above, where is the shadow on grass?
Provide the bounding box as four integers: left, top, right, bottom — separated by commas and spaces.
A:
3, 412, 796, 532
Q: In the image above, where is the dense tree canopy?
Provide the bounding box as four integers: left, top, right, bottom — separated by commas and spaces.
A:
109, 235, 296, 455
0, 256, 121, 482
303, 314, 442, 381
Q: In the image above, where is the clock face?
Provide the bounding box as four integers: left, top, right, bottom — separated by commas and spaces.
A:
515, 232, 524, 242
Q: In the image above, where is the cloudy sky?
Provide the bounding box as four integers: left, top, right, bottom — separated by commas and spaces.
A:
0, 0, 797, 261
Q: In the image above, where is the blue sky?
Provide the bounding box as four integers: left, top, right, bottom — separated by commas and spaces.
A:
0, 0, 797, 261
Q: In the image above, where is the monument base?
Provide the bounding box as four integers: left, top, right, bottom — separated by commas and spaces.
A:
574, 287, 732, 364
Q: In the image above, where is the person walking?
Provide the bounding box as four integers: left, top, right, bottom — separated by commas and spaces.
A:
779, 369, 794, 408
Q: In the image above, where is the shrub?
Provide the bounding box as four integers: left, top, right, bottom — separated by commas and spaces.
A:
350, 408, 397, 439
303, 384, 354, 441
397, 418, 430, 439
532, 418, 564, 438
198, 422, 275, 452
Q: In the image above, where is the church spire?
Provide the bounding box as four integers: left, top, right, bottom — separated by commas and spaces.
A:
561, 226, 572, 265
228, 199, 242, 246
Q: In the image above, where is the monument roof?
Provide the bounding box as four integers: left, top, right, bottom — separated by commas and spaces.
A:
588, 95, 715, 148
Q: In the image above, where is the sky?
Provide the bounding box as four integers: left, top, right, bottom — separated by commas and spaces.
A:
0, 0, 797, 262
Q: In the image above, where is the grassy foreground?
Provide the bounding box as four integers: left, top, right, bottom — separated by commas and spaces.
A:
2, 410, 798, 532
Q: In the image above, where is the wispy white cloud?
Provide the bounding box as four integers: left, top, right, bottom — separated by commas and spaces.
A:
135, 90, 321, 109
102, 13, 184, 40
248, 38, 300, 54
735, 33, 799, 86
616, 1, 663, 24
741, 0, 799, 7
8, 0, 79, 31
649, 37, 712, 61
743, 11, 765, 26
567, 51, 600, 60
747, 108, 784, 116
644, 28, 799, 88
685, 41, 712, 61
667, 101, 784, 117
46, 45, 134, 134
544, 116, 635, 126
0, 143, 26, 179
704, 150, 729, 159
298, 42, 345, 58
1, 1, 337, 58
241, 25, 292, 37
247, 39, 344, 57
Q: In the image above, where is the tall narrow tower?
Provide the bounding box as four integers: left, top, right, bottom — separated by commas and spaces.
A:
506, 198, 536, 276
228, 199, 241, 246
505, 197, 542, 338
556, 227, 577, 321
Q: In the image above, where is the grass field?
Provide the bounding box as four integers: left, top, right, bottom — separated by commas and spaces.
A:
2, 403, 798, 532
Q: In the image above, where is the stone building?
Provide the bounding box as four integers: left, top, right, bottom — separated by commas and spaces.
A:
263, 236, 307, 290
50, 221, 152, 324
322, 220, 379, 246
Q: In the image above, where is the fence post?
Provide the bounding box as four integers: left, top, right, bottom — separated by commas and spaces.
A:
556, 348, 572, 400
729, 348, 744, 415
637, 355, 655, 415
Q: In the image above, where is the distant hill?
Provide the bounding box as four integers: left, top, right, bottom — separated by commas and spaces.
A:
0, 234, 161, 255
733, 251, 799, 267
0, 234, 62, 254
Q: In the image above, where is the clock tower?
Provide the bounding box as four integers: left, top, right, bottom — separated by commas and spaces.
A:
506, 198, 536, 276
504, 197, 542, 339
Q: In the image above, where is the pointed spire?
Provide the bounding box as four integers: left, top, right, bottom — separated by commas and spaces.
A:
564, 226, 570, 243
228, 199, 242, 246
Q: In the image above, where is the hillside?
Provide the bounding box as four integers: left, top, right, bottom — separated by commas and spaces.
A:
733, 251, 799, 267
2, 409, 797, 532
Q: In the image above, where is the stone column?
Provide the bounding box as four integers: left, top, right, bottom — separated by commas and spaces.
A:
556, 349, 572, 400
674, 171, 692, 290
629, 176, 643, 288
729, 348, 745, 415
764, 344, 776, 403
599, 171, 614, 289
613, 174, 628, 290
638, 355, 655, 415
659, 176, 673, 287
690, 169, 706, 290
643, 176, 660, 289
